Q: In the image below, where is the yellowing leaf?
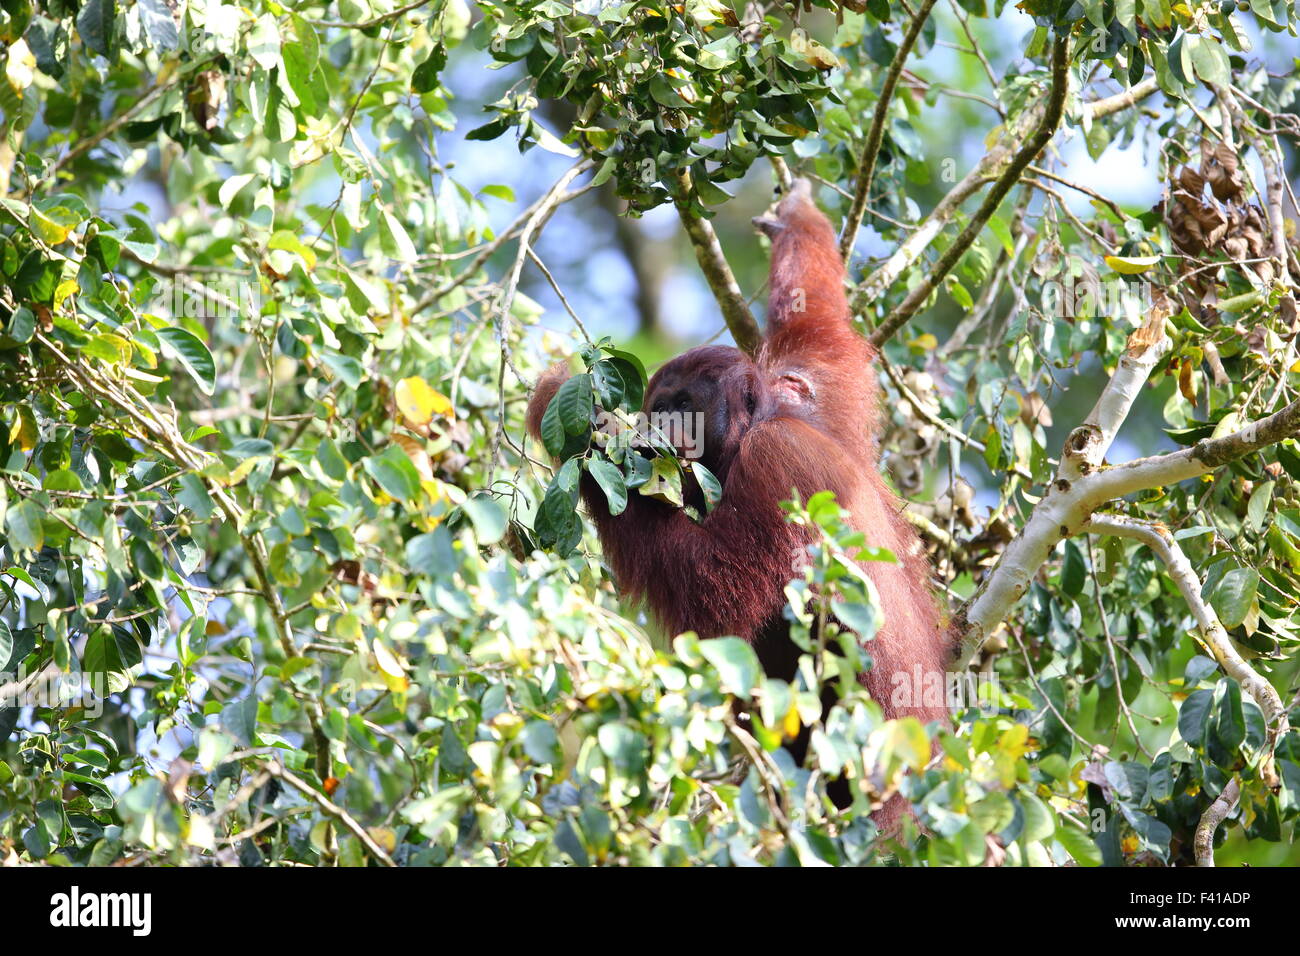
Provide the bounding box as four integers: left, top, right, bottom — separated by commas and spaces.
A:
782, 701, 801, 739
419, 478, 449, 509
395, 376, 452, 426
53, 279, 79, 310
227, 457, 260, 486
791, 30, 840, 70
1178, 358, 1198, 404
391, 432, 434, 480
372, 638, 410, 693
908, 332, 939, 353
367, 826, 398, 853
30, 208, 73, 245
1103, 254, 1161, 274
267, 230, 317, 271
8, 404, 37, 451
999, 722, 1030, 760
5, 39, 35, 93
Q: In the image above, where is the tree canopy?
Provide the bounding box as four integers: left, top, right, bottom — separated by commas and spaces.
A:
1, 0, 1299, 867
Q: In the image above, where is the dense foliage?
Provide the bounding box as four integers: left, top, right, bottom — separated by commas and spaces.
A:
1, 0, 1298, 866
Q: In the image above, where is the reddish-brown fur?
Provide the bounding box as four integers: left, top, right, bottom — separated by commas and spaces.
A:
527, 181, 950, 828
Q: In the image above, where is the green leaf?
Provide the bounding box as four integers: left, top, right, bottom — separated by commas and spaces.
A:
267, 230, 317, 271
1188, 35, 1230, 87
412, 44, 447, 93
221, 696, 259, 747
1246, 480, 1274, 532
363, 447, 423, 502
7, 306, 34, 343
699, 637, 759, 701
535, 477, 582, 556
76, 0, 117, 60
156, 327, 216, 395
1276, 440, 1300, 481
1055, 825, 1102, 866
1018, 794, 1056, 844
320, 351, 363, 389
138, 0, 179, 50
461, 493, 507, 543
177, 473, 215, 520
5, 500, 44, 552
539, 396, 572, 458
465, 116, 510, 141
1060, 539, 1086, 596
1210, 567, 1259, 631
379, 208, 419, 263
1183, 655, 1218, 687
690, 461, 722, 514
1210, 679, 1246, 758
586, 458, 627, 516
248, 14, 281, 70
554, 374, 594, 435
1178, 688, 1214, 748
226, 437, 274, 458
83, 629, 134, 695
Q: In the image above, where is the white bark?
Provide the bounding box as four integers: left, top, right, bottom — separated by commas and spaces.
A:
1082, 514, 1286, 738
957, 314, 1300, 668
954, 318, 1171, 665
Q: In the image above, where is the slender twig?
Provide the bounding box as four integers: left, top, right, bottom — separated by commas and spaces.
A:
1025, 164, 1125, 221
868, 32, 1071, 347
839, 0, 941, 261
50, 63, 207, 176
308, 0, 435, 30
261, 760, 397, 866
412, 161, 595, 315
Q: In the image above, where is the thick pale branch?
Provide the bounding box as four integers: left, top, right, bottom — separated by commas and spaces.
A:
670, 168, 762, 354
1083, 514, 1286, 738
1062, 316, 1173, 479
1194, 779, 1240, 868
867, 33, 1071, 347
839, 0, 940, 261
954, 320, 1300, 668
1089, 392, 1300, 502
1082, 75, 1160, 120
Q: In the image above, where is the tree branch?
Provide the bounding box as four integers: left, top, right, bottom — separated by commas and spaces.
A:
850, 66, 1158, 326
670, 168, 762, 354
867, 32, 1071, 347
953, 308, 1300, 669
1194, 779, 1240, 868
839, 0, 940, 261
261, 760, 397, 867
413, 159, 594, 316
1083, 514, 1286, 741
